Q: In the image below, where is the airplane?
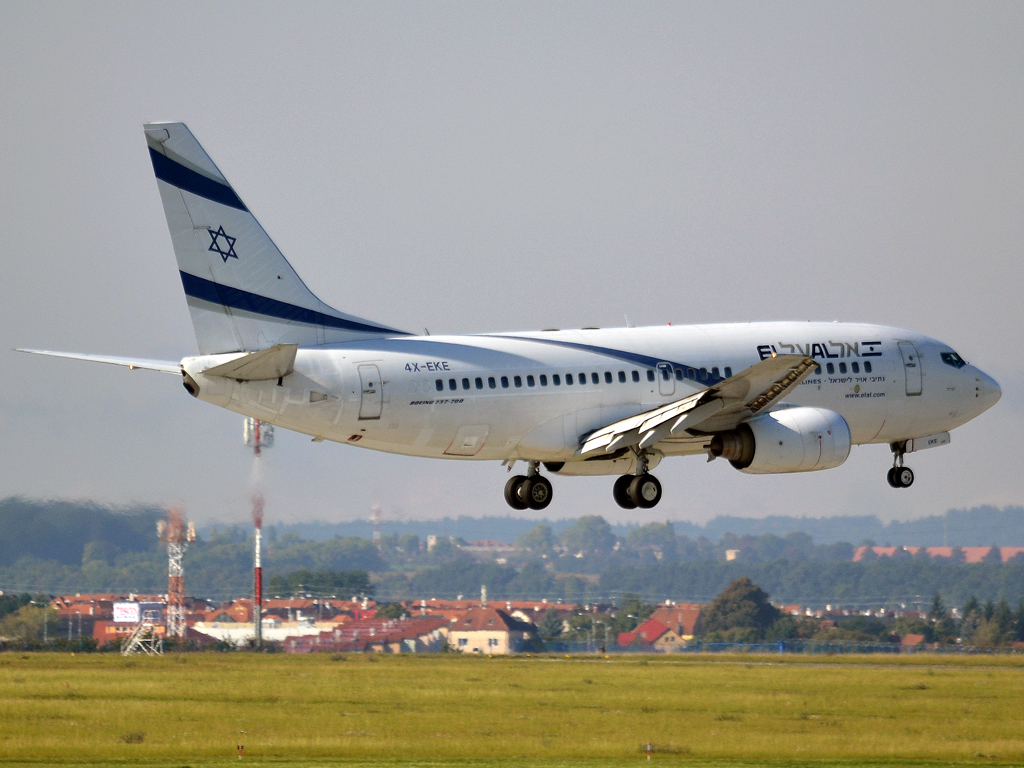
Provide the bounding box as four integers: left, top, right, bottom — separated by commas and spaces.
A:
19, 122, 1002, 511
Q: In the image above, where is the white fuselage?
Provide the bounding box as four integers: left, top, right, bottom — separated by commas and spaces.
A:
182, 321, 1000, 470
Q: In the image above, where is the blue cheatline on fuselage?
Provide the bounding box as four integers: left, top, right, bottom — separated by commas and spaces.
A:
492, 334, 727, 385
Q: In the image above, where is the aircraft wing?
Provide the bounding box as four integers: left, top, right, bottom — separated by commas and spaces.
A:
578, 354, 817, 455
16, 348, 181, 374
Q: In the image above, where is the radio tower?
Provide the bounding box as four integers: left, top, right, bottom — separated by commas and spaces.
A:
158, 508, 195, 639
245, 417, 273, 647
244, 417, 274, 456
252, 493, 264, 647
371, 504, 382, 549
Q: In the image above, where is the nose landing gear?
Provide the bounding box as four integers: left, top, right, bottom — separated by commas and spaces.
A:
887, 442, 915, 489
503, 462, 553, 510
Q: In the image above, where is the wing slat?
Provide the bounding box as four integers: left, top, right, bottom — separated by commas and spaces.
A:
577, 355, 816, 456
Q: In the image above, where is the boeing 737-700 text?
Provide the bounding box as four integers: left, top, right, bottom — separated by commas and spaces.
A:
19, 123, 1002, 511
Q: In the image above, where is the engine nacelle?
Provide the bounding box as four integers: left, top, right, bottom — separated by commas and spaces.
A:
709, 407, 851, 474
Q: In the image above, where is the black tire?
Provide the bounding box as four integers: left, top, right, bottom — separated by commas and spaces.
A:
613, 474, 637, 509
504, 475, 528, 510
886, 467, 899, 488
628, 473, 662, 509
524, 475, 553, 510
895, 466, 915, 488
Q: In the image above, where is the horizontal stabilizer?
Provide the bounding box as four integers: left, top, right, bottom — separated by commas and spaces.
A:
16, 349, 180, 374
201, 343, 297, 380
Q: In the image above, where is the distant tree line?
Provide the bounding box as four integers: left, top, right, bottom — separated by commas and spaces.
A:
535, 579, 1024, 650
4, 499, 1024, 606
266, 569, 373, 598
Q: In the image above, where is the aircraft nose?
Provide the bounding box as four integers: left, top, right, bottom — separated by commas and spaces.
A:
973, 369, 1001, 411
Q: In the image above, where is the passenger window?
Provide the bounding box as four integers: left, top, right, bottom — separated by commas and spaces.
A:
712, 367, 719, 378
838, 363, 847, 374
618, 371, 626, 383
539, 374, 547, 386
566, 374, 573, 385
501, 376, 509, 388
462, 378, 470, 390
724, 367, 733, 377
527, 375, 535, 387
488, 376, 496, 389
815, 366, 822, 375
553, 374, 561, 385
675, 368, 683, 381
851, 362, 859, 374
632, 370, 640, 382
864, 362, 872, 373
826, 363, 835, 375
699, 367, 708, 381
435, 379, 443, 392
661, 368, 670, 381
687, 368, 696, 380
449, 379, 457, 391
514, 375, 522, 387
647, 370, 655, 382
579, 372, 587, 385
592, 372, 599, 384
605, 371, 613, 384
475, 377, 483, 389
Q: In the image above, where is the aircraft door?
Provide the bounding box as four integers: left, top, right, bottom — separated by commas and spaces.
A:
898, 342, 922, 396
357, 364, 383, 419
657, 362, 675, 397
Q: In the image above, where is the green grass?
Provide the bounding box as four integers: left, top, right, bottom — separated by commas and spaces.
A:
1, 652, 1023, 766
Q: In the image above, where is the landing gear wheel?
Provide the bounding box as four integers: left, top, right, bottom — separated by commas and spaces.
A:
627, 473, 662, 509
886, 467, 899, 488
613, 474, 637, 509
521, 475, 553, 510
504, 475, 528, 510
894, 466, 915, 488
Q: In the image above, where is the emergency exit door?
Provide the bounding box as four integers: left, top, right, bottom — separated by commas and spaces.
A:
358, 364, 383, 419
656, 362, 675, 396
898, 342, 922, 396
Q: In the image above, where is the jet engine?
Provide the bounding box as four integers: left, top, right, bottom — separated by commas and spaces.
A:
709, 407, 851, 474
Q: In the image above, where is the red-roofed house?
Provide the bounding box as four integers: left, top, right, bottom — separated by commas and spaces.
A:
447, 607, 537, 654
283, 617, 449, 654
618, 618, 685, 651
647, 604, 703, 640
900, 633, 926, 650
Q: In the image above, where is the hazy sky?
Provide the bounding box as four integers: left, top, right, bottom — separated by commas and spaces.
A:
2, 2, 1022, 528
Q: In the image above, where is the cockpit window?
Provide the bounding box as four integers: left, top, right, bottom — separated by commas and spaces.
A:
941, 351, 967, 369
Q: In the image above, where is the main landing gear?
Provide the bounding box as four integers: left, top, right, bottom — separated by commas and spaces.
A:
887, 442, 915, 489
504, 462, 553, 510
613, 451, 663, 509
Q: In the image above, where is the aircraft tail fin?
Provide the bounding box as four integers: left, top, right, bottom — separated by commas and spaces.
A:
144, 122, 407, 354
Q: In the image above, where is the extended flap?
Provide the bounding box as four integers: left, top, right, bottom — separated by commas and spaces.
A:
202, 344, 298, 380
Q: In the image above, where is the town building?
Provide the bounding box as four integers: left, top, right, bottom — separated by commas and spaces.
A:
446, 607, 538, 654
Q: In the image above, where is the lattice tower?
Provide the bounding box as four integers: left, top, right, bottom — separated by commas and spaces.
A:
158, 508, 195, 639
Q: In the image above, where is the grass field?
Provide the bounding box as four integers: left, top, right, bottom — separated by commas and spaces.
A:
1, 652, 1023, 767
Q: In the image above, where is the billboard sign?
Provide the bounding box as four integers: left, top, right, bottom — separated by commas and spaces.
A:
113, 602, 140, 623
139, 603, 165, 623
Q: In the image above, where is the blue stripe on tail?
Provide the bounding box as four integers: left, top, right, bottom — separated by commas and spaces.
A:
149, 148, 248, 212
179, 271, 408, 335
